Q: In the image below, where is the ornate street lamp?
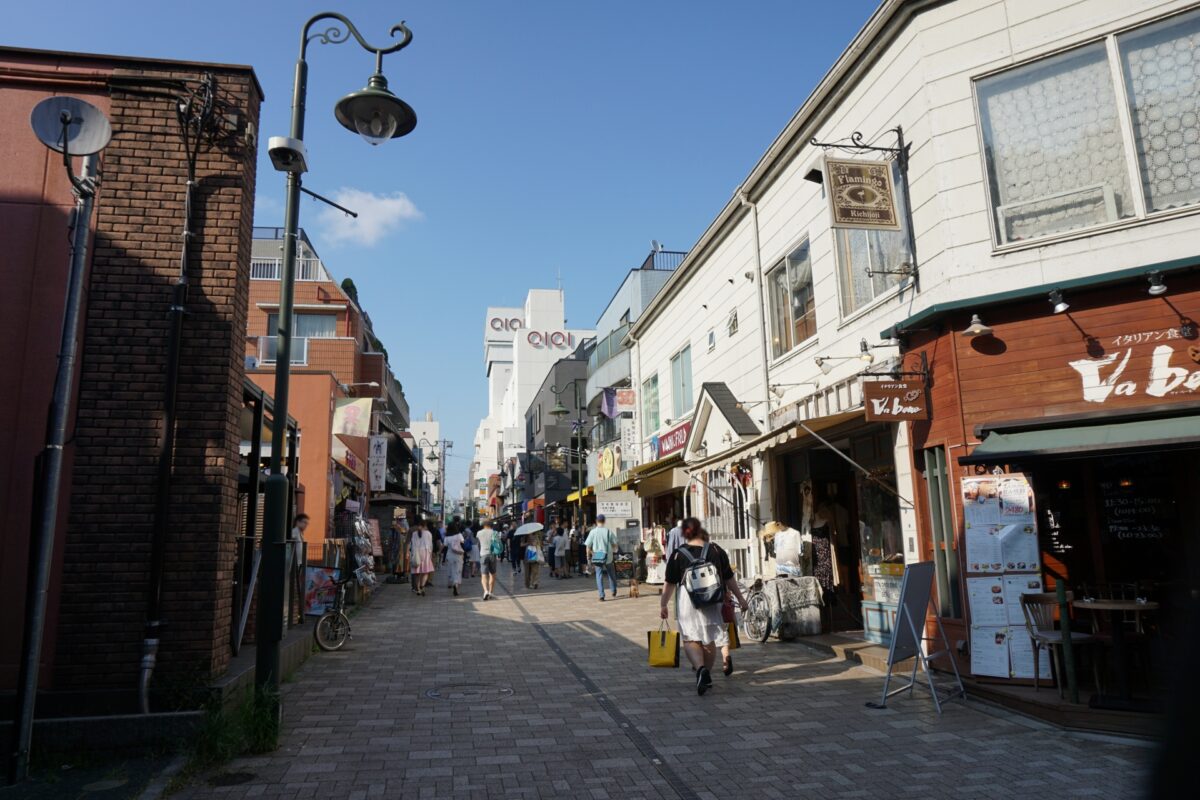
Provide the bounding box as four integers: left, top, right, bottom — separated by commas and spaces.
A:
257, 12, 416, 721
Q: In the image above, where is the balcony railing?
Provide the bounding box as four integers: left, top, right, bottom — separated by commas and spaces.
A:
258, 336, 308, 365
250, 257, 330, 282
588, 322, 630, 371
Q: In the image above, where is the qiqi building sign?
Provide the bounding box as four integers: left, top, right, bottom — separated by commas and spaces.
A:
824, 156, 901, 231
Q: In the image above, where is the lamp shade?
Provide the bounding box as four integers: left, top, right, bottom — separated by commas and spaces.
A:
550, 399, 570, 417
334, 73, 417, 145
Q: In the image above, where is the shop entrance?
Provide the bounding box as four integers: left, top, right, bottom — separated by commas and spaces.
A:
781, 425, 904, 638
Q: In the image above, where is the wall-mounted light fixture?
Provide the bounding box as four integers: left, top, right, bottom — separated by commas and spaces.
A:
1147, 271, 1167, 296
1049, 290, 1069, 314
960, 314, 993, 338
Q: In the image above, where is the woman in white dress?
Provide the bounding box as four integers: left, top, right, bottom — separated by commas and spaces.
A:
409, 522, 435, 596
660, 518, 748, 695
444, 523, 465, 596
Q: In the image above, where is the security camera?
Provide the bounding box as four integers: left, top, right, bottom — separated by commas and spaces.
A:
268, 136, 308, 174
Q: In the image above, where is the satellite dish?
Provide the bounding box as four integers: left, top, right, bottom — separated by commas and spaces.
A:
651, 239, 661, 252
30, 96, 112, 155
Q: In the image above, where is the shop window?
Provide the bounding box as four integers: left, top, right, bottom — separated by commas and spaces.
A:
832, 165, 910, 316
766, 239, 816, 358
670, 345, 692, 419
642, 373, 660, 433
1119, 11, 1200, 213
923, 447, 962, 618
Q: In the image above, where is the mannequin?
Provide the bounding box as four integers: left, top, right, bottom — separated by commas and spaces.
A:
808, 483, 840, 598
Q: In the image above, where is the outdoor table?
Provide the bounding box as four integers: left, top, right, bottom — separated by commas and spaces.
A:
1075, 598, 1159, 711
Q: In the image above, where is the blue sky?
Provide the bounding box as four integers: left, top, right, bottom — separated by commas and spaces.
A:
8, 0, 879, 493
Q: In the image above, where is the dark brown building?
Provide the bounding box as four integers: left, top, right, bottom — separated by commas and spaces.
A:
1, 46, 263, 709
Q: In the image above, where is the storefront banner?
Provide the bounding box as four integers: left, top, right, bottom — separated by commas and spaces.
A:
824, 156, 902, 231
304, 566, 340, 615
368, 435, 387, 492
863, 379, 928, 421
367, 518, 382, 556
650, 421, 692, 460
333, 398, 372, 437
597, 447, 617, 479
620, 416, 639, 469
616, 388, 637, 413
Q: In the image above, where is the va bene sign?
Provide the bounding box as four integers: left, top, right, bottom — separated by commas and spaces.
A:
863, 379, 928, 422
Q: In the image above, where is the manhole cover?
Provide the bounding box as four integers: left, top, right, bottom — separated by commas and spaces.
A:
208, 772, 256, 787
426, 683, 514, 702
82, 778, 128, 792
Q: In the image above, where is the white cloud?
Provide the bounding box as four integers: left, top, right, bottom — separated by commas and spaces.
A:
314, 187, 423, 247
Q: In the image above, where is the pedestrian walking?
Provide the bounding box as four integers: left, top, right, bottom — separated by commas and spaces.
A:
553, 527, 569, 579
660, 518, 748, 694
409, 521, 435, 595
508, 528, 523, 574
524, 531, 543, 589
585, 514, 619, 601
444, 524, 465, 596
631, 539, 647, 598
467, 524, 480, 578
476, 520, 501, 600
664, 519, 684, 563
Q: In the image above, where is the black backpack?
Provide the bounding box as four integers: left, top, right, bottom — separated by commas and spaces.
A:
676, 543, 725, 606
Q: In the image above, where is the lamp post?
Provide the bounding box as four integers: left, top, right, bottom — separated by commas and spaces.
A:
257, 13, 416, 716
417, 437, 451, 526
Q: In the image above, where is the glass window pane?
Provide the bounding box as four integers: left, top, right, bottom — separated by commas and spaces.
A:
977, 43, 1134, 244
835, 228, 876, 316
766, 263, 791, 358
785, 240, 816, 344
1119, 10, 1200, 213
642, 374, 659, 433
680, 346, 692, 416
295, 313, 337, 338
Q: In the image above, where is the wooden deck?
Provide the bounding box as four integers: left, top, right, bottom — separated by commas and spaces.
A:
792, 630, 1163, 738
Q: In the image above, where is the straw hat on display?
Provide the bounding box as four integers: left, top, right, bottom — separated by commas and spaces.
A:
759, 520, 786, 541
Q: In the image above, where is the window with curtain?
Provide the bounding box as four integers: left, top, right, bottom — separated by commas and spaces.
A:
1119, 11, 1200, 213
642, 373, 660, 433
266, 312, 338, 339
766, 239, 817, 358
833, 163, 911, 316
670, 346, 692, 419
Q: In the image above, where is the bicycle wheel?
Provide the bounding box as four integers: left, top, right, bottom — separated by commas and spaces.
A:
742, 591, 772, 643
314, 611, 351, 651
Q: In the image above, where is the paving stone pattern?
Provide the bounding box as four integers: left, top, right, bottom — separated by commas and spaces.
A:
178, 564, 1153, 799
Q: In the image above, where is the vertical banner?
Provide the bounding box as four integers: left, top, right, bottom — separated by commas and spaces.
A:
620, 415, 639, 470
368, 435, 387, 492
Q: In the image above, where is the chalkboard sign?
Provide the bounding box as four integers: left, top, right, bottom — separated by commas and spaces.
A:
1099, 480, 1171, 542
886, 561, 935, 665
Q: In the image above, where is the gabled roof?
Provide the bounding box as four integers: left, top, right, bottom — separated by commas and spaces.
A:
699, 383, 760, 437
684, 382, 762, 462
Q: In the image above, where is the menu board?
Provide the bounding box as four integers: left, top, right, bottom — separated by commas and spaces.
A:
970, 626, 1011, 678
963, 474, 1046, 679
966, 577, 1008, 626
1008, 627, 1053, 680
1099, 479, 1171, 542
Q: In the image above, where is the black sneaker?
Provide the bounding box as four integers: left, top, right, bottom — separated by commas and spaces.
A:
697, 667, 712, 695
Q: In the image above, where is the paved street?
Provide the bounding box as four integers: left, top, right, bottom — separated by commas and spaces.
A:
179, 565, 1153, 799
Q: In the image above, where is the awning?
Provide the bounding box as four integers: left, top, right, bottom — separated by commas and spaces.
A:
370, 492, 419, 505
631, 453, 683, 480
566, 486, 595, 503
960, 414, 1200, 465
684, 408, 864, 470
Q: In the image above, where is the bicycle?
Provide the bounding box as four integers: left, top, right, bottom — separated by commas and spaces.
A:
739, 579, 773, 643
314, 572, 358, 652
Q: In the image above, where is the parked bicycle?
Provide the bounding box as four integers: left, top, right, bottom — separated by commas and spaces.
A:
314, 570, 362, 651
739, 579, 773, 642
738, 575, 824, 642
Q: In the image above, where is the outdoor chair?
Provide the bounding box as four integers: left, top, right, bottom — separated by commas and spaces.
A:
1019, 591, 1101, 698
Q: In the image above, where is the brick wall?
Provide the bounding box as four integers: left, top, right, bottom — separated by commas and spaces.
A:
55, 64, 261, 691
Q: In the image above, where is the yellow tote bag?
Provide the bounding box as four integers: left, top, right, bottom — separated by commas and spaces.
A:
647, 622, 680, 668
727, 622, 741, 650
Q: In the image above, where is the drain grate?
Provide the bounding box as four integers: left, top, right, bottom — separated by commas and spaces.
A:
208, 771, 256, 787
426, 683, 514, 702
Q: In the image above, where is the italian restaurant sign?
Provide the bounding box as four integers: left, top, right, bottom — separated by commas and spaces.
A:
1070, 332, 1200, 403
863, 379, 929, 421
824, 156, 901, 231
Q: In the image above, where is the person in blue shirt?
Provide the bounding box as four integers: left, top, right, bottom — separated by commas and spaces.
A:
585, 515, 619, 601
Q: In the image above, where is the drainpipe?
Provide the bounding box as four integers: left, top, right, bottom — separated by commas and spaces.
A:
141, 75, 215, 714
738, 192, 772, 418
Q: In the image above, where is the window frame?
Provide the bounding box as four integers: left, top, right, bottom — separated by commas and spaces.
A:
670, 344, 693, 420
266, 311, 338, 339
972, 7, 1200, 250
830, 162, 912, 319
641, 373, 660, 434
765, 237, 819, 361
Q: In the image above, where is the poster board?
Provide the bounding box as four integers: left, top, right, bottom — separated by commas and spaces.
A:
885, 561, 936, 665
961, 473, 1046, 679
304, 566, 340, 615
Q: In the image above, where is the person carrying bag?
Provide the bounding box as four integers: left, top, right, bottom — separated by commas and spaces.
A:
647, 621, 680, 668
